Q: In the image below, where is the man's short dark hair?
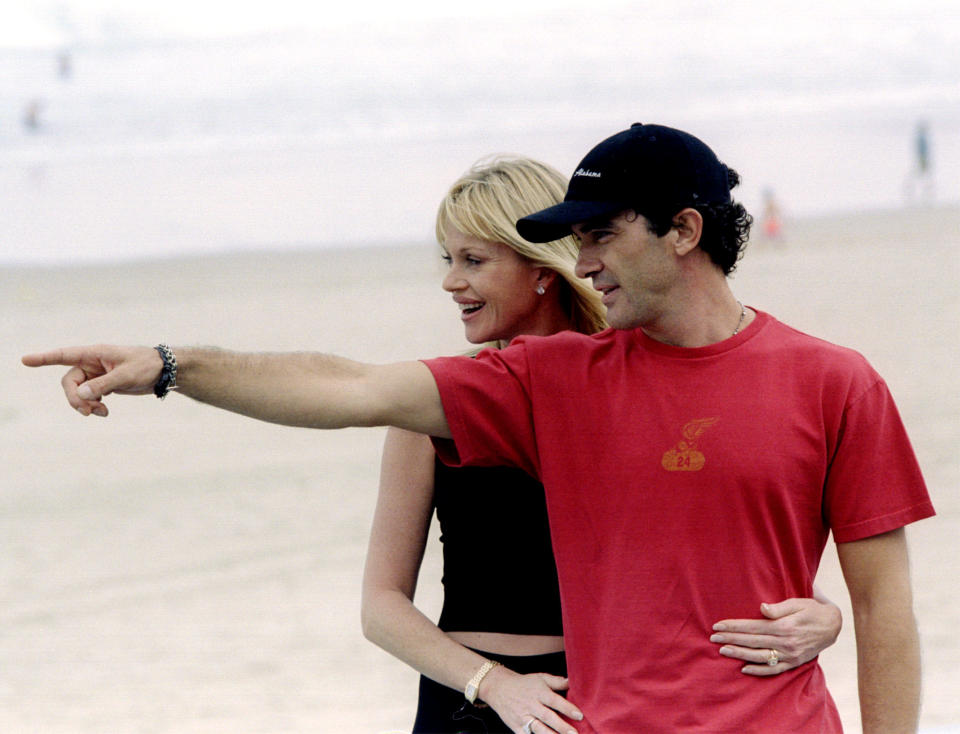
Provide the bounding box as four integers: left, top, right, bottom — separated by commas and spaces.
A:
640, 167, 752, 275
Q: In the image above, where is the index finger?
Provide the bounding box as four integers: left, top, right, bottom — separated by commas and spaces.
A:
713, 617, 781, 635
22, 347, 91, 367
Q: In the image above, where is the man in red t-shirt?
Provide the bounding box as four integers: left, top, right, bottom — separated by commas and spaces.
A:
25, 124, 933, 734
422, 123, 933, 733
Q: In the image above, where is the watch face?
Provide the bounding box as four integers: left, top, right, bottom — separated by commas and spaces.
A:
465, 660, 497, 703
464, 684, 478, 703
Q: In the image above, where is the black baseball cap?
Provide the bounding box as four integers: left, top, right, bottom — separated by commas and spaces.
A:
517, 123, 732, 243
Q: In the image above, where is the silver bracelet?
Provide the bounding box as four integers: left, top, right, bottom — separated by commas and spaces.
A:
153, 344, 178, 399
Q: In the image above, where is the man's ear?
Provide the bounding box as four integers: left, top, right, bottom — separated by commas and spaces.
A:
671, 208, 704, 256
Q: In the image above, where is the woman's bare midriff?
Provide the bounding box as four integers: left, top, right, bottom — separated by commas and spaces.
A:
447, 631, 564, 656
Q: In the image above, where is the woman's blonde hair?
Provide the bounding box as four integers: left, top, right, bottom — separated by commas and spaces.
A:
436, 155, 607, 336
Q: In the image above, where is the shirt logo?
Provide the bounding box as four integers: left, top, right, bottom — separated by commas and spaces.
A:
661, 417, 719, 472
574, 168, 602, 178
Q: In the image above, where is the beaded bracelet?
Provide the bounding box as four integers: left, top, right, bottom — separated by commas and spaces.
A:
153, 344, 178, 399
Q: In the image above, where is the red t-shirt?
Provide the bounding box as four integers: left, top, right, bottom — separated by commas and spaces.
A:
424, 310, 934, 734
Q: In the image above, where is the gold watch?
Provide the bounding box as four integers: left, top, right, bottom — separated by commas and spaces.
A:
464, 660, 500, 703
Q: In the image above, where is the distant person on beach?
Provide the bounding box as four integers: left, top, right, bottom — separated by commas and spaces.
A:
57, 50, 72, 80
360, 156, 842, 734
759, 187, 783, 241
906, 120, 934, 203
915, 121, 930, 177
23, 122, 933, 734
22, 99, 42, 131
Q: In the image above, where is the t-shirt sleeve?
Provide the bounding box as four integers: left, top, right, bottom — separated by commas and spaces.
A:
422, 345, 541, 479
825, 377, 935, 543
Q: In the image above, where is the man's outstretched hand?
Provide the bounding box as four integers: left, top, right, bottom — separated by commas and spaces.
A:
22, 345, 164, 416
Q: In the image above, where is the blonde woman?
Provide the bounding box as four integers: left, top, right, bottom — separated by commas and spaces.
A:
360, 157, 842, 734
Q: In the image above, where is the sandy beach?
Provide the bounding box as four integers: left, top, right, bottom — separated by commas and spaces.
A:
2, 204, 958, 733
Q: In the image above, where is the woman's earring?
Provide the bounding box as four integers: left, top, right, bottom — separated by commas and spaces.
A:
536, 284, 545, 295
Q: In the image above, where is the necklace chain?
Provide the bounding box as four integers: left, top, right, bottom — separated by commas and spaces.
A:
732, 300, 746, 336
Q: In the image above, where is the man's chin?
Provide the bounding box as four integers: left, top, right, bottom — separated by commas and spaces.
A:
606, 308, 639, 331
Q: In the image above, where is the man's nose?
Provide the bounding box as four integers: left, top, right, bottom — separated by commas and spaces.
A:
575, 245, 599, 280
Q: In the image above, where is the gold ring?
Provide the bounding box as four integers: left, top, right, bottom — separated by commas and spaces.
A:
766, 649, 781, 666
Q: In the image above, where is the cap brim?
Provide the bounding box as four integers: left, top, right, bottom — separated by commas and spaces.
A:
517, 200, 625, 243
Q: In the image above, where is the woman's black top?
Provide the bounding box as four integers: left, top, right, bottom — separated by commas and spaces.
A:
433, 459, 563, 635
